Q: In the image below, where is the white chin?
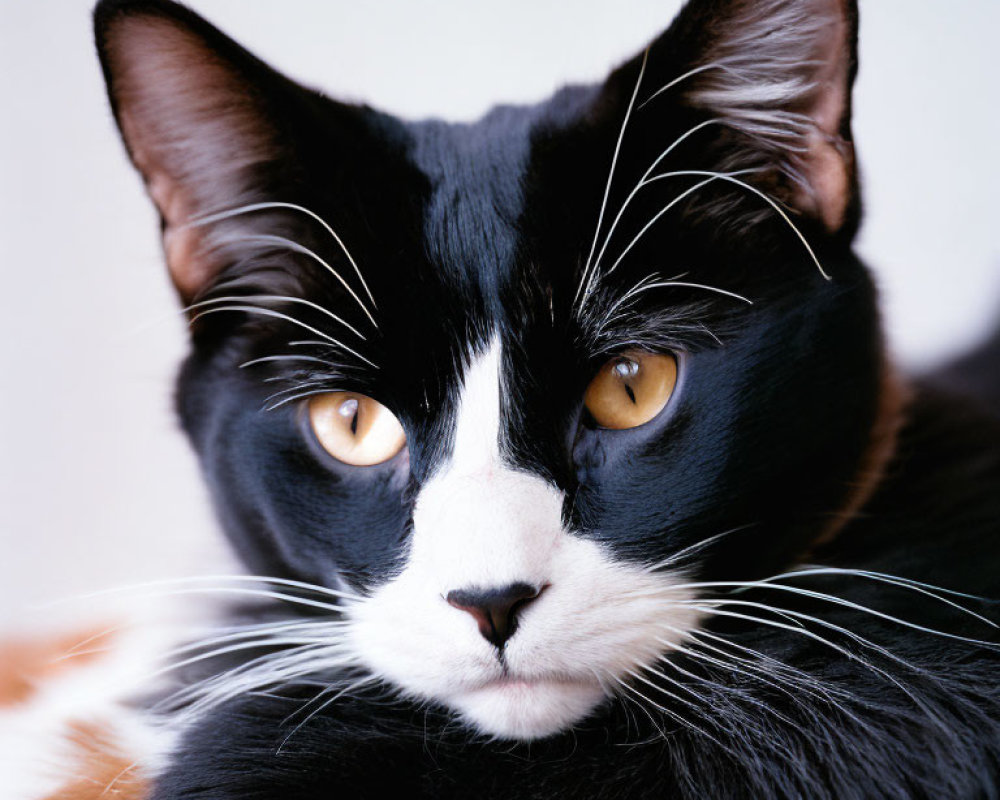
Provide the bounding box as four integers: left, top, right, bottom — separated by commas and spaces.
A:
449, 679, 607, 740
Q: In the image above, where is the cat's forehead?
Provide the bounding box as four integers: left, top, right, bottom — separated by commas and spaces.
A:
404, 105, 564, 313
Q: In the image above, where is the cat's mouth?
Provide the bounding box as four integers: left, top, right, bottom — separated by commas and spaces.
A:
471, 673, 598, 693
448, 673, 608, 740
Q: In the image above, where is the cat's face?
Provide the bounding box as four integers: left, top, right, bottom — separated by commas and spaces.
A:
97, 0, 889, 739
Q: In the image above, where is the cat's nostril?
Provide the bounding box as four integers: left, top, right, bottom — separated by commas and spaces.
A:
446, 582, 544, 649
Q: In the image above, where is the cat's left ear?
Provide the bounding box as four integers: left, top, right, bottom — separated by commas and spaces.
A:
93, 0, 309, 303
626, 0, 859, 233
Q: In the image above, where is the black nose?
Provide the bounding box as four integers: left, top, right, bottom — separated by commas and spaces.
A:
446, 582, 543, 649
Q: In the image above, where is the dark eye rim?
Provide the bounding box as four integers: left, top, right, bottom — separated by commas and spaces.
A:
296, 392, 409, 471
581, 348, 685, 433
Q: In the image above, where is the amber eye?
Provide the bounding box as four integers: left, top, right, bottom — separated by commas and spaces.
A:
307, 392, 406, 466
583, 351, 678, 430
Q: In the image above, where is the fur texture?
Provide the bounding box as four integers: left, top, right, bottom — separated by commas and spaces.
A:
88, 0, 1000, 797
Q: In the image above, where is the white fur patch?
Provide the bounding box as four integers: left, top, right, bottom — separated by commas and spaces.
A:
0, 606, 181, 799
348, 339, 700, 739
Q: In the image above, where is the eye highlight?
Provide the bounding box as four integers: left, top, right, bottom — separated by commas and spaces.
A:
307, 392, 406, 466
584, 351, 678, 430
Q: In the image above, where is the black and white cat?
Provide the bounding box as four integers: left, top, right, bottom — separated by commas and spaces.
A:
93, 0, 1000, 796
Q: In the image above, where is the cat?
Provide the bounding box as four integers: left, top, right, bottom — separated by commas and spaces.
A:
90, 0, 1000, 796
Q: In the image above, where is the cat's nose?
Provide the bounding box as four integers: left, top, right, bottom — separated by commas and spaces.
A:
446, 582, 543, 649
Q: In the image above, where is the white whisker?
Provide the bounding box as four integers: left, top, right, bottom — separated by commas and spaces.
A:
264, 387, 349, 412
620, 280, 751, 306
657, 625, 858, 718
638, 62, 744, 110
663, 171, 829, 279
155, 644, 328, 711
625, 665, 703, 710
209, 234, 377, 328
189, 305, 376, 368
240, 354, 347, 370
592, 274, 750, 341
166, 647, 362, 719
574, 49, 650, 310
186, 294, 366, 341
154, 638, 348, 685
682, 626, 838, 696
39, 573, 361, 607
276, 674, 379, 753
588, 119, 726, 282
186, 201, 378, 316
614, 678, 671, 741
135, 586, 347, 613
262, 378, 335, 404
644, 526, 751, 572
680, 580, 1000, 648
617, 674, 727, 750
694, 322, 723, 346
646, 656, 782, 731
681, 601, 955, 726
165, 620, 348, 660
683, 601, 919, 683
602, 171, 752, 280
100, 760, 139, 796
771, 566, 998, 627
657, 631, 797, 700
286, 339, 366, 365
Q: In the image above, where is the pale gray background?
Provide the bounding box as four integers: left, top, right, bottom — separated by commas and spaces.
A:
2, 1, 998, 626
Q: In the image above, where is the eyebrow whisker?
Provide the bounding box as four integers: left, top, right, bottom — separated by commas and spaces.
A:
186, 201, 379, 319
189, 305, 377, 368
185, 294, 367, 341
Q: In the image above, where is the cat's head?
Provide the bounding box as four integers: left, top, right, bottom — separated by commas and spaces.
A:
96, 0, 895, 739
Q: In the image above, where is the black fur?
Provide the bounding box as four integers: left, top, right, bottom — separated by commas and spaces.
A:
93, 0, 1000, 797
930, 322, 1000, 418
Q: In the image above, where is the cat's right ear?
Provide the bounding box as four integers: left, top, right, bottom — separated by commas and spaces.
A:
590, 0, 860, 238
94, 0, 296, 303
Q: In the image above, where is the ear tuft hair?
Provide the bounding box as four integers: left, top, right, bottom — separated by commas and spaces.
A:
677, 0, 858, 231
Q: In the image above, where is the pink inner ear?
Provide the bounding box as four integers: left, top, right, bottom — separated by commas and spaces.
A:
105, 15, 279, 300
162, 217, 211, 303
682, 0, 856, 232
799, 13, 853, 232
119, 107, 207, 299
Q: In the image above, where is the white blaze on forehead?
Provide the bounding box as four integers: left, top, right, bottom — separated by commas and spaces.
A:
448, 337, 504, 474
410, 337, 564, 589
